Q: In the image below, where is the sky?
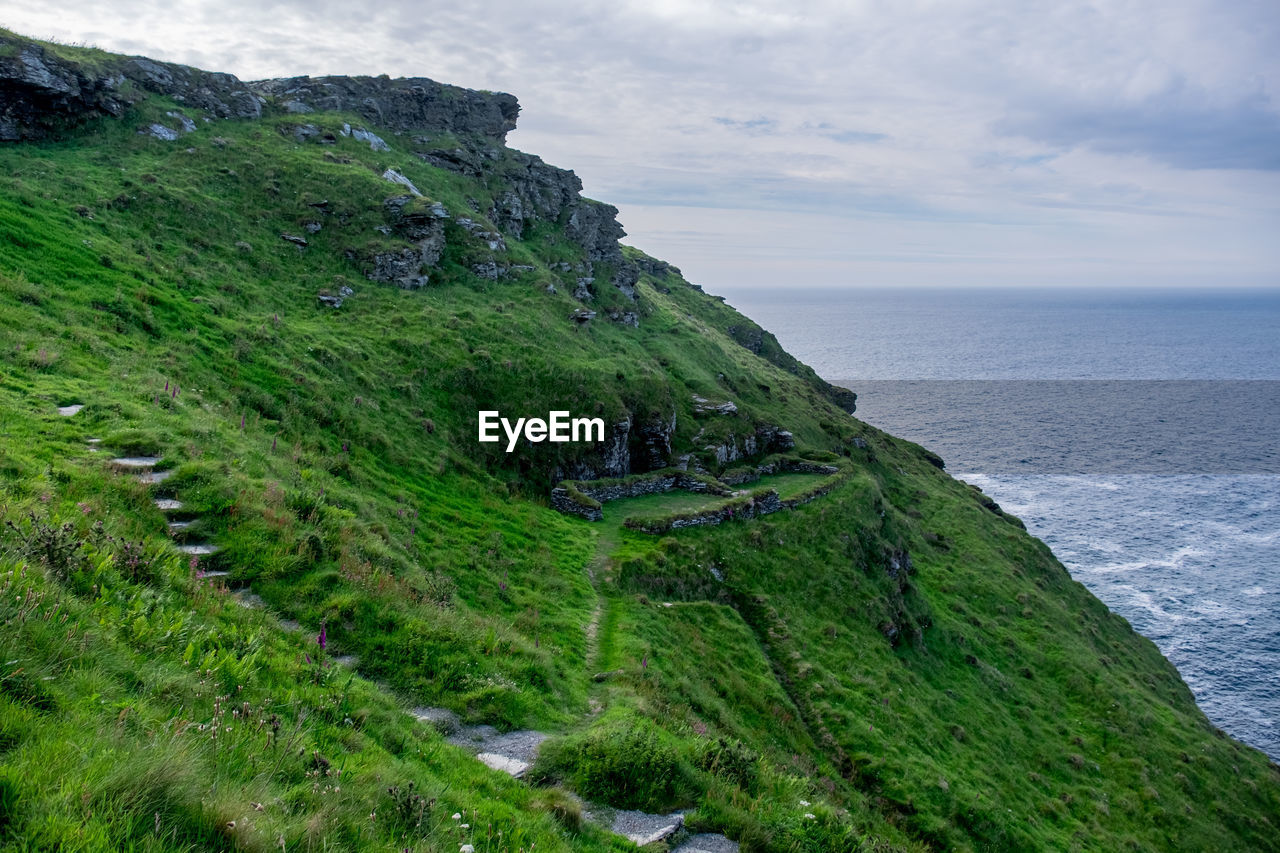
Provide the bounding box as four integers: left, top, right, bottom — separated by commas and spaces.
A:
5, 0, 1280, 293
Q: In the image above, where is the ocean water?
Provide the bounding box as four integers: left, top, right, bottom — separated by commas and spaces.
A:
727, 287, 1280, 760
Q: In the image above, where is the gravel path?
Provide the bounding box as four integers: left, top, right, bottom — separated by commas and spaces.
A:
672, 834, 739, 853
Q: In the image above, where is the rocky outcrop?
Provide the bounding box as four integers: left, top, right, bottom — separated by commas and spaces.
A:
635, 412, 677, 470
248, 75, 518, 142
555, 418, 632, 481
477, 152, 639, 298
0, 32, 522, 145
699, 423, 795, 467
355, 195, 450, 289
0, 33, 268, 141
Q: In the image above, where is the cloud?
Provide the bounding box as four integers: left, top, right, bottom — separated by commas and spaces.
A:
2, 0, 1278, 289
712, 116, 779, 134
996, 90, 1280, 171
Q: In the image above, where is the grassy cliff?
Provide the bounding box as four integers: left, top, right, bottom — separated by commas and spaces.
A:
1, 30, 1277, 852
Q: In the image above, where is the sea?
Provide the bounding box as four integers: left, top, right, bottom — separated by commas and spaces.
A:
725, 287, 1280, 761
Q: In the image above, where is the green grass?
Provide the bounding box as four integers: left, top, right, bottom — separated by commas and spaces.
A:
0, 32, 1277, 852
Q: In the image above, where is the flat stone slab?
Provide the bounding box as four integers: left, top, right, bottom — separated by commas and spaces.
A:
476, 752, 530, 777
111, 456, 161, 468
610, 809, 684, 847
177, 543, 220, 555
198, 570, 229, 578
672, 835, 739, 853
57, 404, 84, 416
86, 438, 101, 444
167, 520, 196, 532
154, 498, 184, 511
138, 469, 174, 484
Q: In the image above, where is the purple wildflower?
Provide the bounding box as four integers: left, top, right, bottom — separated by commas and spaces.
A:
165, 380, 169, 392
641, 654, 648, 670
272, 436, 277, 451
317, 621, 327, 651
240, 415, 245, 430
342, 442, 349, 453
305, 653, 311, 665
411, 524, 416, 535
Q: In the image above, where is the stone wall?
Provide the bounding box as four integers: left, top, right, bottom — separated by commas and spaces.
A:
550, 470, 730, 521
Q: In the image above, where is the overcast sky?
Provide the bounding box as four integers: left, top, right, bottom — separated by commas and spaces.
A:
6, 1, 1279, 292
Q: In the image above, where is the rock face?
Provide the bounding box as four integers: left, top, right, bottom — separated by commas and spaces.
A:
247, 75, 518, 142
0, 33, 263, 141
1, 31, 643, 301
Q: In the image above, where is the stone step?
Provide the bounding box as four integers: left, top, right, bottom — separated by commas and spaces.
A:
177, 543, 220, 555
596, 808, 685, 847
111, 456, 160, 469
476, 752, 530, 777
57, 404, 84, 416
154, 498, 184, 511
167, 519, 196, 533
138, 469, 174, 484
198, 570, 230, 578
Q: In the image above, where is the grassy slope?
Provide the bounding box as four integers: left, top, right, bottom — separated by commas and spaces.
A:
0, 43, 1277, 852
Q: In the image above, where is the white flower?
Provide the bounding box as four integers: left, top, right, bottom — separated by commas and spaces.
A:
461, 823, 470, 829
805, 813, 816, 820
452, 813, 462, 820
799, 799, 810, 806
461, 846, 475, 853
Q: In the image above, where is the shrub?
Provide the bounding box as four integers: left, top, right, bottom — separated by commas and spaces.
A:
696, 737, 760, 793
535, 716, 691, 812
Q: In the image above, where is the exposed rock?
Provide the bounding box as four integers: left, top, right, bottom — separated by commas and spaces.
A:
340, 123, 389, 151
692, 395, 738, 416
165, 110, 196, 133
140, 123, 179, 141
414, 144, 488, 177
570, 307, 597, 324
0, 33, 267, 142
471, 261, 503, 280
608, 310, 640, 327
318, 285, 354, 307
303, 221, 322, 234
384, 194, 448, 240
248, 75, 519, 142
554, 418, 632, 482
281, 233, 308, 247
455, 217, 506, 251
573, 278, 594, 300
56, 404, 84, 416
636, 412, 677, 470
289, 123, 320, 142
634, 254, 682, 279
365, 249, 431, 289
381, 168, 422, 197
